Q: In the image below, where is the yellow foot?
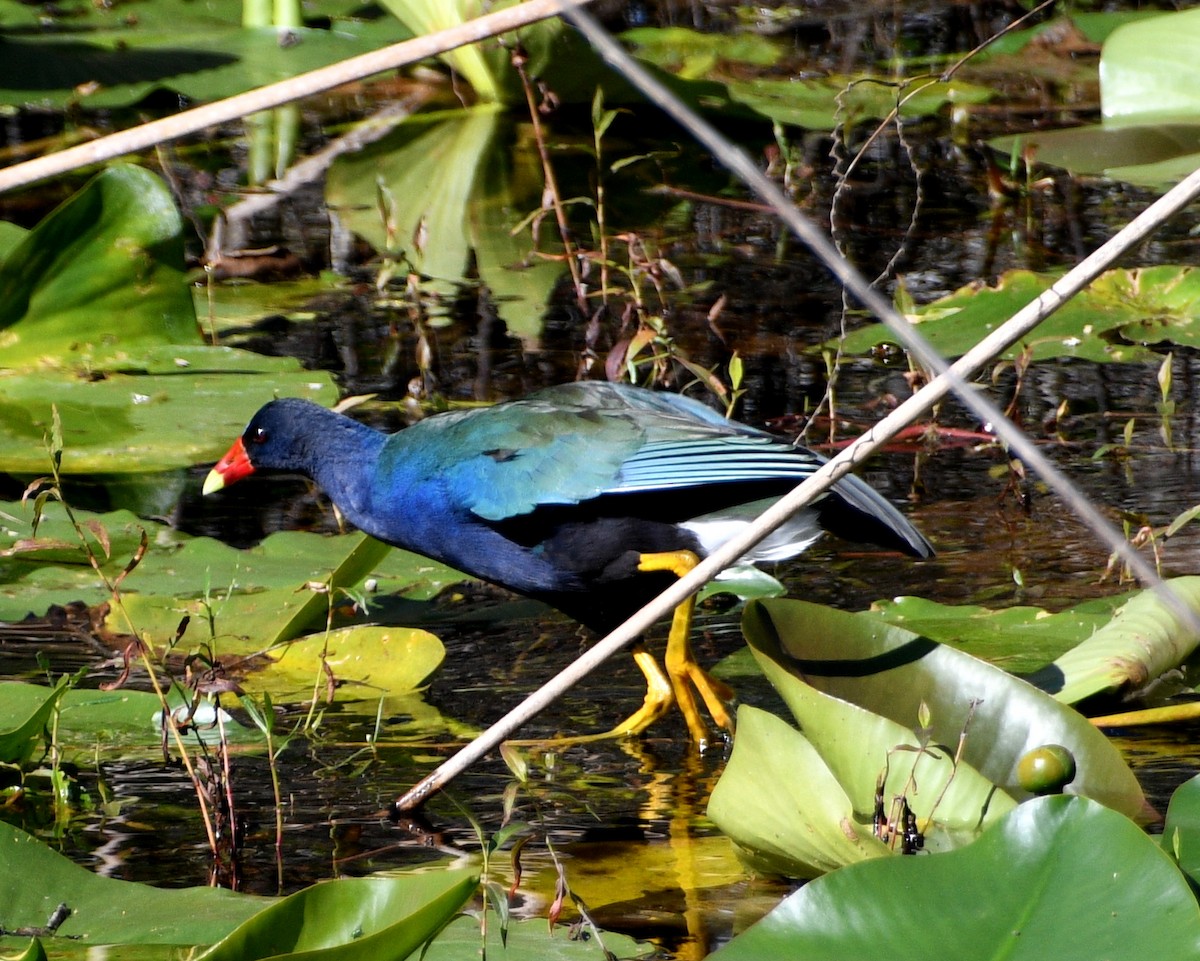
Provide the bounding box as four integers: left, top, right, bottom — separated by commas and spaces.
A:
505, 642, 675, 747
511, 549, 738, 749
639, 550, 737, 747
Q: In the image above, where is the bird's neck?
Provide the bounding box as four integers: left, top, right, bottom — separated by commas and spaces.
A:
302, 413, 388, 516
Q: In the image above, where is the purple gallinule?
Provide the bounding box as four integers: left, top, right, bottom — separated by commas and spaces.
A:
204, 381, 932, 744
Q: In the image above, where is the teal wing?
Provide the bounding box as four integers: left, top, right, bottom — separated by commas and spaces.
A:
378, 382, 931, 557
391, 383, 797, 522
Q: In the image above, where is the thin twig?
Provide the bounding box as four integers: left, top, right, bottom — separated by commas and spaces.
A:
511, 48, 588, 312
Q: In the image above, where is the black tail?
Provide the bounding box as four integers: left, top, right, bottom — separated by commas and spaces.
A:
819, 473, 934, 558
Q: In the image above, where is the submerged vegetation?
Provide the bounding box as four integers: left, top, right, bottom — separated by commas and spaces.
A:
4, 1, 1200, 958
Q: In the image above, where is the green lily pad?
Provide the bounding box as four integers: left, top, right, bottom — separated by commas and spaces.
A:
0, 164, 338, 474
976, 11, 1158, 58
0, 681, 254, 764
0, 165, 196, 367
708, 705, 897, 877
1101, 8, 1200, 125
709, 688, 1016, 877
987, 10, 1200, 188
1163, 775, 1200, 889
1025, 577, 1200, 703
741, 598, 1148, 817
869, 594, 1123, 673
993, 123, 1200, 190
2, 499, 464, 652
620, 26, 992, 131
0, 221, 28, 259
422, 914, 653, 961
715, 796, 1200, 961
0, 0, 413, 110
196, 869, 478, 961
621, 25, 783, 79
0, 819, 268, 944
0, 346, 335, 475
833, 266, 1200, 362
0, 677, 70, 765
237, 625, 445, 702
726, 74, 992, 131
0, 939, 47, 961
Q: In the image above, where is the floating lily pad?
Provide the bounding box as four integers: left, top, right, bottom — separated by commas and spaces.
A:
1163, 774, 1200, 888
0, 677, 70, 765
0, 347, 335, 475
0, 681, 255, 766
869, 594, 1123, 673
993, 123, 1200, 189
0, 819, 269, 945
1, 498, 464, 645
196, 869, 478, 961
976, 11, 1157, 58
989, 9, 1200, 188
740, 598, 1147, 816
421, 914, 653, 961
1025, 577, 1200, 703
833, 267, 1200, 362
621, 26, 783, 78
1101, 8, 1200, 125
619, 26, 992, 130
716, 796, 1200, 961
0, 165, 195, 366
237, 626, 445, 703
0, 0, 413, 110
0, 164, 338, 474
709, 683, 1016, 877
726, 74, 992, 131
710, 705, 922, 877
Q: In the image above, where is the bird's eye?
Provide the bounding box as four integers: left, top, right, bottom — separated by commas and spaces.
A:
249, 427, 269, 445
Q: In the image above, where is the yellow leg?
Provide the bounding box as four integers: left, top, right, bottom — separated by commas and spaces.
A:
509, 551, 735, 748
638, 551, 736, 744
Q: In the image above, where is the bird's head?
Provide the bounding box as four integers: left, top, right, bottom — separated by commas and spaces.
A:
203, 398, 322, 495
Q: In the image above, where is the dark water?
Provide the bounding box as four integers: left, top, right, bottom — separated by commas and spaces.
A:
4, 2, 1200, 956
